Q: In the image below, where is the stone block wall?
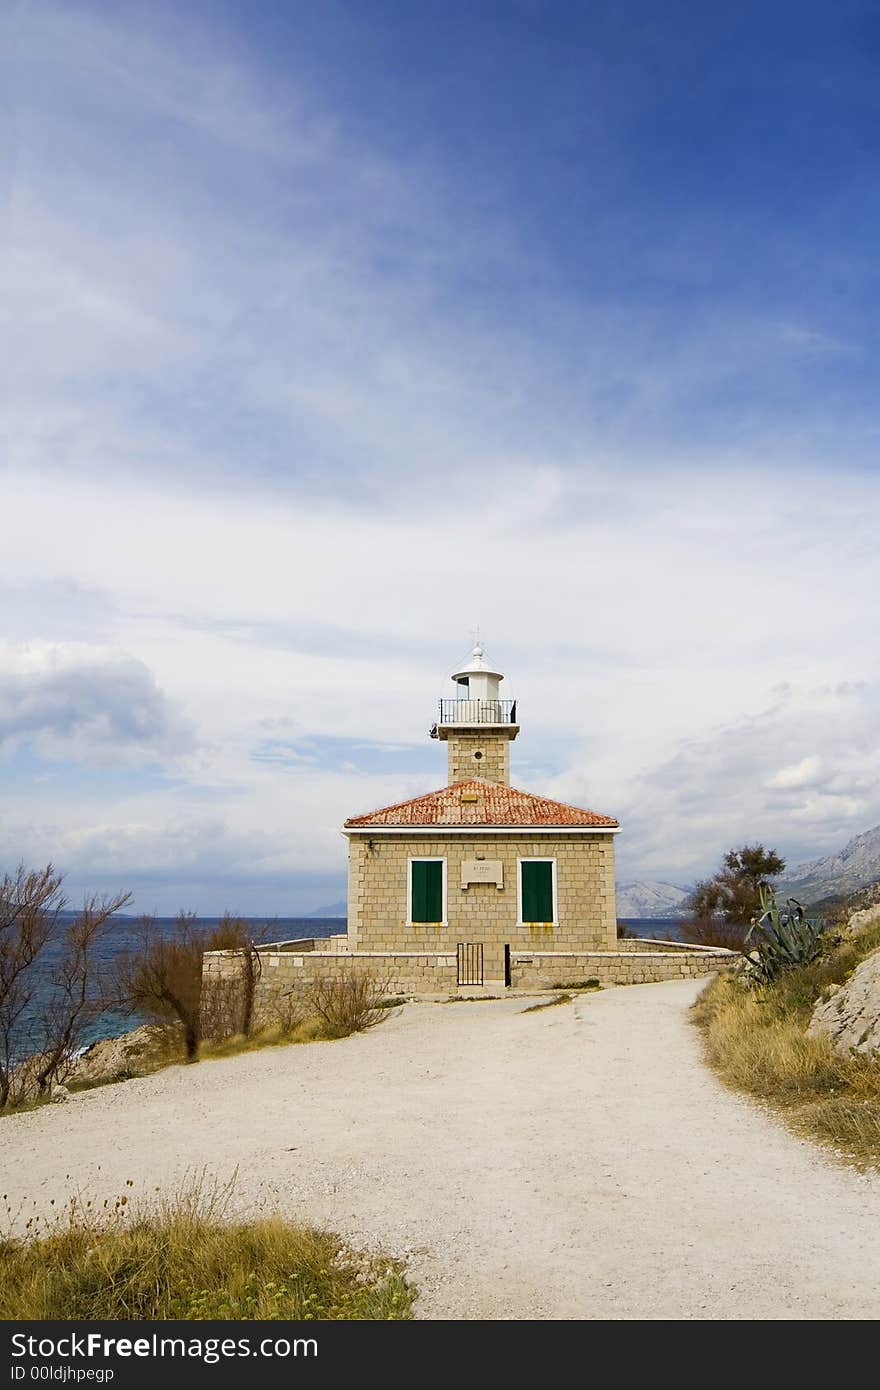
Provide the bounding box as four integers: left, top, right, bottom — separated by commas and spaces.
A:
613, 936, 700, 952
263, 935, 349, 954
201, 939, 735, 1037
347, 831, 617, 975
201, 948, 461, 1035
442, 730, 513, 785
255, 950, 460, 1024
509, 948, 735, 990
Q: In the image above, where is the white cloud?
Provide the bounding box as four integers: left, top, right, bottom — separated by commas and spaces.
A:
3, 4, 880, 909
2, 463, 879, 906
579, 682, 880, 883
0, 642, 193, 764
766, 755, 825, 790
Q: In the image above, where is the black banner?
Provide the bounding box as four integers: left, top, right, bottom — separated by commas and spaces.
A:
1, 1322, 551, 1386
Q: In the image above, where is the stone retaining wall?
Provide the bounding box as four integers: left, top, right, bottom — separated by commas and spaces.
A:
509, 948, 735, 990
614, 936, 705, 953
201, 941, 734, 1036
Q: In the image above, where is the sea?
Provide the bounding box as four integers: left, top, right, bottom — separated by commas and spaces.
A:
21, 915, 687, 1054
14, 915, 345, 1058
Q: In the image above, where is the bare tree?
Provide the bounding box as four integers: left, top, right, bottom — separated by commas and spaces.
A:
0, 866, 58, 1107
114, 913, 264, 1058
32, 897, 129, 1095
0, 865, 130, 1107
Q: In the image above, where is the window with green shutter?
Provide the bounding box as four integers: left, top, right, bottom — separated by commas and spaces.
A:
410, 859, 444, 923
520, 860, 554, 923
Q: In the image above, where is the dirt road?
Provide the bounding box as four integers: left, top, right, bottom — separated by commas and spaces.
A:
3, 980, 879, 1319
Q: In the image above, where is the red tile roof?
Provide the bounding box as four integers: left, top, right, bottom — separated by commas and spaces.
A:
344, 780, 618, 829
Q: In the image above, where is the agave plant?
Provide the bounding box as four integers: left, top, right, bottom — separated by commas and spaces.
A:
744, 882, 825, 985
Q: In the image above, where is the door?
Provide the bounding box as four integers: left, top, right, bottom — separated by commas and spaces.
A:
456, 942, 484, 986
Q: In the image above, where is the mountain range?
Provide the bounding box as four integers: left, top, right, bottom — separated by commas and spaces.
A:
780, 824, 880, 904
305, 826, 880, 920
615, 880, 691, 918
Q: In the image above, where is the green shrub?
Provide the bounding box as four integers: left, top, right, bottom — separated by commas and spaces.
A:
744, 884, 825, 984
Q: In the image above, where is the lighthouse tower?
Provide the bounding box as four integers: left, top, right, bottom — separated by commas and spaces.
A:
430, 643, 519, 786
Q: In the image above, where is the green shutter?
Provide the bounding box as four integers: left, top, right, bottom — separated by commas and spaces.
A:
521, 861, 554, 923
411, 860, 443, 923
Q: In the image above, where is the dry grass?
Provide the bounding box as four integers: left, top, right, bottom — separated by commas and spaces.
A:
7, 977, 401, 1103
0, 1174, 414, 1320
693, 917, 880, 1166
302, 973, 395, 1038
198, 976, 400, 1060
198, 1016, 328, 1061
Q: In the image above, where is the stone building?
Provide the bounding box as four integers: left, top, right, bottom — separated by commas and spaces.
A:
343, 644, 620, 988
201, 645, 734, 1020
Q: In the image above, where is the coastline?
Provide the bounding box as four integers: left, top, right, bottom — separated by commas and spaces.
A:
13, 917, 686, 1091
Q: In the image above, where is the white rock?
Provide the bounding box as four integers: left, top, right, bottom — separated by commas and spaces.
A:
808, 949, 880, 1055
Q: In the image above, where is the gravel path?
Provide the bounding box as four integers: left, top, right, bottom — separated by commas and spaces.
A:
3, 979, 880, 1320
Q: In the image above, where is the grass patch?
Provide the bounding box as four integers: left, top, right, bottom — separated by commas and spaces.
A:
692, 916, 880, 1167
0, 1175, 415, 1320
3, 980, 403, 1112
198, 1017, 329, 1061
551, 979, 601, 991
523, 993, 572, 1013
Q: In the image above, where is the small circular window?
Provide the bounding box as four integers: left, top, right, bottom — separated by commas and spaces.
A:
473, 750, 483, 761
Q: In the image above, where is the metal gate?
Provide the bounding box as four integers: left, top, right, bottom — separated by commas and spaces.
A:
456, 942, 484, 986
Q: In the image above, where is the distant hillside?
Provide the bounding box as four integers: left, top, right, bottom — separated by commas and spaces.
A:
616, 880, 690, 919
781, 824, 880, 904
305, 900, 347, 918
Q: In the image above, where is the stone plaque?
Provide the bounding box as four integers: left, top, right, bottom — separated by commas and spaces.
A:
460, 859, 504, 890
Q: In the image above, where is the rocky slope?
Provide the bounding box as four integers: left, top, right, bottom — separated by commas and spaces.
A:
68, 1024, 179, 1087
808, 898, 880, 1055
782, 825, 880, 903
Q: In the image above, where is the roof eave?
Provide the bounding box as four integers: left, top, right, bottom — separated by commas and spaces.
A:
342, 823, 620, 835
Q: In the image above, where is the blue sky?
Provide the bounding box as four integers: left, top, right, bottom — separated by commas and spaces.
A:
3, 0, 880, 913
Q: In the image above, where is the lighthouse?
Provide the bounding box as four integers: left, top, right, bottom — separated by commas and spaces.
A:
342, 641, 620, 980
430, 643, 519, 786
204, 643, 732, 1017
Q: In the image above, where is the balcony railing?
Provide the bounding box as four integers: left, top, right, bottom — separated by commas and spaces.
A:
437, 698, 517, 725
